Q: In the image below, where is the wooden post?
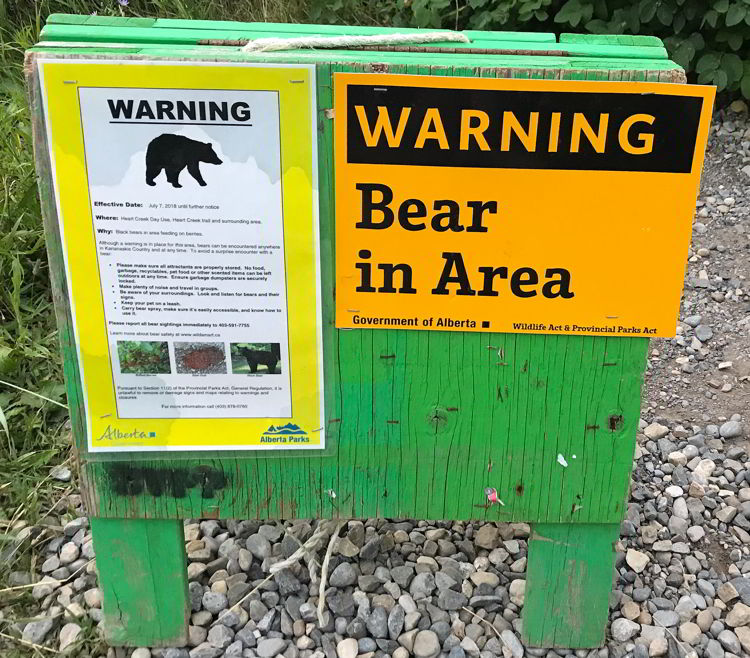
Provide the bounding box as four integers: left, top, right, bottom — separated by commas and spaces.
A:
90, 518, 189, 647
523, 523, 620, 648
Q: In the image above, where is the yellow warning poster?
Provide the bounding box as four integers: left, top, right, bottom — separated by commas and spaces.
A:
38, 58, 324, 452
334, 73, 714, 337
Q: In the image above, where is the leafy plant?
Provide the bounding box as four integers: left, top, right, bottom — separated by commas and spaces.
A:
313, 0, 750, 98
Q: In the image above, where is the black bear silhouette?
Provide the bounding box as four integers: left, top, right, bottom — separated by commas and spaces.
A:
238, 344, 281, 374
145, 134, 222, 188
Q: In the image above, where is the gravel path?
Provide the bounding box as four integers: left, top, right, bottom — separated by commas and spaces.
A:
4, 108, 750, 658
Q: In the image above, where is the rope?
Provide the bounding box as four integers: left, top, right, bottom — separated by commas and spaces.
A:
241, 32, 471, 52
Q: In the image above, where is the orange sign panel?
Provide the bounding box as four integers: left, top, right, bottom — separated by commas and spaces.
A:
334, 73, 714, 337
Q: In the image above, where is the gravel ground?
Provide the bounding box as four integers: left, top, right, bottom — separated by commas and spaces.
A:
4, 108, 750, 658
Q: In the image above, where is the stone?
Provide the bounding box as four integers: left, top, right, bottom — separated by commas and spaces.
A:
652, 611, 679, 627
337, 638, 358, 658
718, 582, 740, 603
626, 549, 650, 573
59, 623, 82, 653
678, 622, 702, 645
413, 630, 440, 658
509, 579, 525, 606
644, 423, 669, 440
207, 625, 234, 649
22, 617, 56, 644
611, 618, 639, 642
367, 606, 388, 638
329, 562, 357, 587
717, 629, 741, 654
726, 602, 750, 627
720, 421, 743, 439
438, 589, 468, 610
695, 325, 713, 342
59, 542, 80, 565
735, 625, 750, 654
474, 524, 499, 549
189, 644, 222, 658
257, 638, 288, 658
202, 591, 228, 615
245, 535, 271, 560
132, 650, 151, 658
409, 572, 435, 599
83, 588, 102, 608
704, 639, 724, 658
649, 637, 668, 657
499, 630, 524, 658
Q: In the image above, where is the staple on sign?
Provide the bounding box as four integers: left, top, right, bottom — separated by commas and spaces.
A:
326, 489, 337, 499
312, 427, 324, 433
557, 454, 568, 468
324, 108, 334, 119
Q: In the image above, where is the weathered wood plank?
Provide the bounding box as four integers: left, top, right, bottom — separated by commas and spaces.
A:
523, 523, 620, 647
90, 518, 189, 646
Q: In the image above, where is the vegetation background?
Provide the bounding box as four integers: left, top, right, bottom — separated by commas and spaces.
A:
0, 0, 740, 649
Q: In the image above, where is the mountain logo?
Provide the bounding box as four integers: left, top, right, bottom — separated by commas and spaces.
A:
262, 423, 307, 436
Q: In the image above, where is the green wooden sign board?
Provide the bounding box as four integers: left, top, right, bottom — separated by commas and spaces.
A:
26, 14, 707, 650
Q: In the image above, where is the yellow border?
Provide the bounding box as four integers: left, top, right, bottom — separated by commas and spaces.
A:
39, 59, 324, 451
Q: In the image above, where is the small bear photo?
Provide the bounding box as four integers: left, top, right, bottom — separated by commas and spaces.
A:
230, 343, 281, 375
145, 133, 223, 188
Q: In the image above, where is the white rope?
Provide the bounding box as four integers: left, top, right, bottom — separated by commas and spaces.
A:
241, 32, 471, 52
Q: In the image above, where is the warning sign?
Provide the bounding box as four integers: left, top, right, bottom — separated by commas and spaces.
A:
334, 74, 714, 337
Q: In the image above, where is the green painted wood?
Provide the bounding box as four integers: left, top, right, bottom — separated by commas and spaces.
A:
90, 518, 189, 646
28, 45, 682, 74
38, 22, 667, 59
523, 523, 620, 647
560, 33, 663, 46
27, 45, 655, 524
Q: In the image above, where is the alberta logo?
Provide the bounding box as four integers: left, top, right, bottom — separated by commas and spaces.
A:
98, 425, 156, 441
260, 423, 310, 444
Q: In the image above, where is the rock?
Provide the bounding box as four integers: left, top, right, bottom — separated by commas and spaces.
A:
626, 549, 650, 573
22, 617, 56, 644
58, 542, 80, 565
704, 639, 724, 658
329, 562, 358, 587
388, 604, 405, 639
652, 611, 680, 627
83, 588, 102, 608
207, 625, 234, 649
720, 421, 743, 438
726, 602, 750, 627
337, 638, 358, 658
189, 644, 222, 658
201, 591, 228, 615
257, 638, 288, 658
409, 572, 435, 599
509, 579, 525, 606
132, 650, 151, 658
695, 325, 713, 342
367, 606, 388, 638
611, 618, 639, 642
678, 622, 702, 645
245, 534, 271, 560
717, 629, 741, 654
735, 625, 750, 654
649, 637, 668, 657
644, 423, 669, 440
59, 623, 82, 653
474, 524, 499, 549
413, 630, 440, 658
719, 582, 740, 603
500, 630, 524, 658
437, 589, 468, 610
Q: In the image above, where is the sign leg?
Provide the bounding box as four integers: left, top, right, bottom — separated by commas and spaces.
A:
523, 523, 620, 648
91, 517, 189, 647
